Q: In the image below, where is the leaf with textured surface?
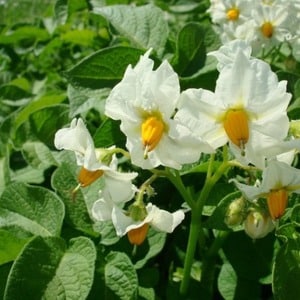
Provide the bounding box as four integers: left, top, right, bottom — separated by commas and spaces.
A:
4, 236, 96, 300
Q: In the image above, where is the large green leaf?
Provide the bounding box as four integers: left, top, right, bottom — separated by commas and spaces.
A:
93, 118, 126, 148
64, 46, 145, 89
93, 4, 168, 57
4, 236, 96, 300
172, 22, 206, 77
0, 182, 64, 237
67, 84, 110, 117
105, 251, 138, 300
273, 238, 300, 300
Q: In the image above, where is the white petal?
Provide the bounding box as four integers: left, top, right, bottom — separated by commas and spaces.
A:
104, 170, 137, 204
146, 204, 185, 233
231, 180, 262, 200
111, 206, 140, 236
91, 198, 113, 221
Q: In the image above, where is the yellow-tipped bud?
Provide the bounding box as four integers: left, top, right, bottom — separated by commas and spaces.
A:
267, 189, 288, 219
141, 116, 165, 158
226, 8, 240, 21
78, 167, 104, 187
261, 22, 274, 38
127, 223, 149, 245
223, 109, 249, 153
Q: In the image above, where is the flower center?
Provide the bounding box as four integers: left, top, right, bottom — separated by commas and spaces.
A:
223, 109, 249, 153
267, 189, 288, 219
141, 116, 165, 159
78, 167, 104, 187
226, 7, 240, 21
127, 223, 149, 245
261, 21, 273, 38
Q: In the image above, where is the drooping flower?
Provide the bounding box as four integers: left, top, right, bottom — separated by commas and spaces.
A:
92, 192, 185, 245
176, 46, 291, 168
54, 118, 138, 193
104, 50, 213, 170
233, 160, 300, 219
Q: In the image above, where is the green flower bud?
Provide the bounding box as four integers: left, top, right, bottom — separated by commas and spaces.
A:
225, 197, 246, 227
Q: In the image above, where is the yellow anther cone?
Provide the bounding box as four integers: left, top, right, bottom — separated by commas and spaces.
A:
223, 110, 249, 151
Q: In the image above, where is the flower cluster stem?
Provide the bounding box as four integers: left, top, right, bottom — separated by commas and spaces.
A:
170, 148, 230, 295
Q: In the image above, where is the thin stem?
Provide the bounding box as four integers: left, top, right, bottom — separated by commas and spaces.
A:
166, 169, 196, 210
179, 211, 201, 294
135, 173, 158, 205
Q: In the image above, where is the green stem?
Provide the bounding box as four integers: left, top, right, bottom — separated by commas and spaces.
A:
200, 231, 229, 299
179, 212, 201, 294
166, 169, 196, 210
180, 149, 230, 295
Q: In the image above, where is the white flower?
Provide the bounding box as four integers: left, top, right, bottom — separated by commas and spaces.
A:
233, 160, 300, 219
93, 194, 185, 245
104, 50, 213, 170
54, 118, 138, 190
112, 203, 185, 236
246, 2, 296, 54
176, 47, 291, 168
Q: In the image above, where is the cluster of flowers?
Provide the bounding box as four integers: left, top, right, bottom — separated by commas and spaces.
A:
55, 40, 300, 243
208, 0, 300, 59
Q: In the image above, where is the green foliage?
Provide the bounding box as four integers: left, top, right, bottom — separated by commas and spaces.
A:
1, 0, 300, 299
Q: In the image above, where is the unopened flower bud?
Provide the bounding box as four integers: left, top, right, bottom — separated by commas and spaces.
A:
225, 197, 246, 227
289, 120, 300, 138
244, 211, 275, 239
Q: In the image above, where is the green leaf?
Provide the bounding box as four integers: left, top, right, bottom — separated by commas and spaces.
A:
54, 0, 68, 25
138, 286, 155, 300
64, 46, 145, 89
67, 84, 110, 117
0, 84, 32, 101
134, 228, 166, 269
93, 4, 168, 57
105, 251, 138, 300
222, 231, 275, 281
51, 162, 99, 237
10, 166, 45, 184
22, 141, 59, 169
0, 26, 49, 45
61, 29, 97, 46
172, 22, 206, 77
29, 104, 69, 148
0, 182, 64, 237
93, 118, 125, 148
273, 238, 300, 300
218, 263, 237, 300
14, 93, 66, 130
0, 230, 28, 265
0, 155, 10, 196
4, 236, 96, 300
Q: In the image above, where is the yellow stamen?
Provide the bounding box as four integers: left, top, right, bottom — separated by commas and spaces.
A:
267, 189, 288, 220
226, 7, 240, 21
261, 21, 273, 38
127, 223, 149, 245
78, 167, 104, 188
223, 110, 249, 154
141, 116, 165, 159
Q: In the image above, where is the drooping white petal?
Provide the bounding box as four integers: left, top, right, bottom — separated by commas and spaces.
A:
91, 198, 113, 221
146, 203, 185, 233
104, 170, 138, 204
